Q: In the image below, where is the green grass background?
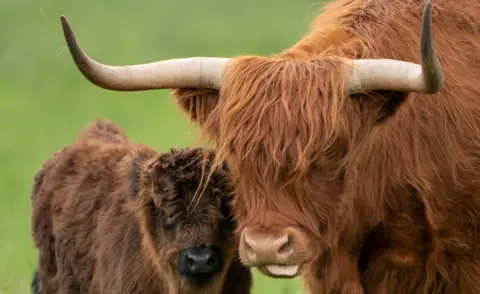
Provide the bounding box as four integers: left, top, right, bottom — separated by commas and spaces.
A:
0, 0, 327, 292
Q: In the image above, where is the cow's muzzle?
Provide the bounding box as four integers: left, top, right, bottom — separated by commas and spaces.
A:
238, 227, 308, 278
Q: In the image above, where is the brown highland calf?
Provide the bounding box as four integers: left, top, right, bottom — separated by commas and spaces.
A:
30, 119, 252, 294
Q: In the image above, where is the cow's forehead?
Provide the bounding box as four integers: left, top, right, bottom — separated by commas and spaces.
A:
217, 133, 326, 191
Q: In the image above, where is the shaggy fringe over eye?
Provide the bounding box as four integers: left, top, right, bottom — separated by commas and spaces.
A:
197, 56, 353, 190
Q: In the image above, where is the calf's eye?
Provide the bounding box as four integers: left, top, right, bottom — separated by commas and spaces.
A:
158, 210, 175, 231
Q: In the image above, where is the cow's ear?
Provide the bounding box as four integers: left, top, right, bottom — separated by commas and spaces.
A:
171, 89, 220, 130
350, 90, 409, 122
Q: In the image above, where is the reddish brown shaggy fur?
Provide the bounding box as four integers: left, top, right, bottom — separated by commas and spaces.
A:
31, 119, 252, 294
172, 0, 480, 293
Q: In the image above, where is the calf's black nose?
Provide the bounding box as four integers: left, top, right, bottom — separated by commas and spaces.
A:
178, 245, 222, 276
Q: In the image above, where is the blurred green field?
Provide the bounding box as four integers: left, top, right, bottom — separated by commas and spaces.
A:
0, 0, 326, 293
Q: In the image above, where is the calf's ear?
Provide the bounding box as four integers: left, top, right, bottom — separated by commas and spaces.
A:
142, 158, 177, 208
143, 158, 169, 189
143, 159, 161, 187
142, 150, 194, 191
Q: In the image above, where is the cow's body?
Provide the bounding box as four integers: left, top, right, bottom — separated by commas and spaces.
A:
174, 1, 480, 293
31, 119, 251, 294
57, 0, 480, 293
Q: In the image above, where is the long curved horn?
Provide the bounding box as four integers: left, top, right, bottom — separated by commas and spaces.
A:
60, 16, 229, 90
345, 1, 444, 94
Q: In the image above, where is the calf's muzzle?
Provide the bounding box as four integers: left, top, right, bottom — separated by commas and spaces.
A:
177, 245, 222, 285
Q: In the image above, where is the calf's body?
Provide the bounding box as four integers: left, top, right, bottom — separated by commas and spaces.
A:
31, 119, 251, 294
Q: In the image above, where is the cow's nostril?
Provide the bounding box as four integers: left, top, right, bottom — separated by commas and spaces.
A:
278, 235, 291, 253
244, 235, 254, 251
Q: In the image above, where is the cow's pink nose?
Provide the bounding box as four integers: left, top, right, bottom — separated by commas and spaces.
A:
242, 231, 292, 264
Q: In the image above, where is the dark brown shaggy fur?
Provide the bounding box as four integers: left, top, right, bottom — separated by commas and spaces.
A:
30, 119, 252, 294
171, 0, 480, 293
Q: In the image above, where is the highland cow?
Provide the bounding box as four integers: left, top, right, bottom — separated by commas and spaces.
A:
58, 0, 480, 293
30, 119, 251, 294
